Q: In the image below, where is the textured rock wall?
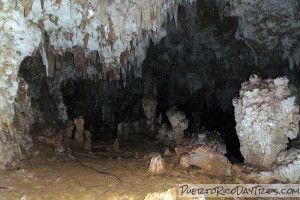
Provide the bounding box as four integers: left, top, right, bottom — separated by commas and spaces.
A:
0, 78, 34, 169
225, 0, 300, 69
19, 55, 68, 138
233, 76, 300, 167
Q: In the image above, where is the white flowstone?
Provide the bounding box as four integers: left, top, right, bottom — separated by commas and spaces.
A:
233, 75, 300, 167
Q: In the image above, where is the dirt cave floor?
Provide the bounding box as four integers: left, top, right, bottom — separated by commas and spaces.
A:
0, 135, 237, 200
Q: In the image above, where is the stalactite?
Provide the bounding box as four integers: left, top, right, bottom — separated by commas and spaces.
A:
173, 3, 179, 27
215, 0, 225, 23
244, 38, 258, 66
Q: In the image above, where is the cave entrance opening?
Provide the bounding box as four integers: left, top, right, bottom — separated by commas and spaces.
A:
18, 50, 150, 149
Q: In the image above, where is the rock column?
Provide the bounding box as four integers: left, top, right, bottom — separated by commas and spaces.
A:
74, 116, 85, 145
233, 76, 299, 167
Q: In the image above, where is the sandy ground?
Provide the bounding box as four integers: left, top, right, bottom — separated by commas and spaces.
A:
0, 136, 235, 200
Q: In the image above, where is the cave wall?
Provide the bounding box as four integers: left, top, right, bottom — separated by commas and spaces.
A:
225, 0, 300, 69
19, 54, 68, 138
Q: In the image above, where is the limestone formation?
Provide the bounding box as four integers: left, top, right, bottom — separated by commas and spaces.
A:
164, 147, 173, 156
134, 152, 140, 159
157, 113, 162, 125
0, 78, 34, 169
117, 122, 129, 140
273, 148, 300, 183
190, 128, 227, 155
158, 106, 189, 142
55, 146, 66, 153
112, 139, 120, 152
233, 76, 300, 167
55, 129, 64, 147
231, 164, 275, 184
64, 120, 75, 139
117, 120, 143, 140
149, 153, 166, 175
187, 145, 232, 176
179, 153, 190, 168
84, 130, 92, 151
142, 96, 158, 125
144, 187, 177, 200
74, 116, 85, 145
226, 0, 300, 69
175, 146, 190, 157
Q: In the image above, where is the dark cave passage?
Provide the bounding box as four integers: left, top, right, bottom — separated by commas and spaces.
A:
60, 78, 144, 140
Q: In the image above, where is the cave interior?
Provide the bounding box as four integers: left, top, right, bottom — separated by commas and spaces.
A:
0, 0, 300, 199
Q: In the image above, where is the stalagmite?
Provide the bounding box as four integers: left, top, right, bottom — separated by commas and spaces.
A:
84, 130, 92, 151
158, 106, 189, 142
233, 75, 300, 167
64, 120, 74, 139
149, 153, 166, 174
112, 138, 120, 152
117, 122, 129, 140
164, 147, 173, 156
142, 96, 158, 125
74, 116, 85, 145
